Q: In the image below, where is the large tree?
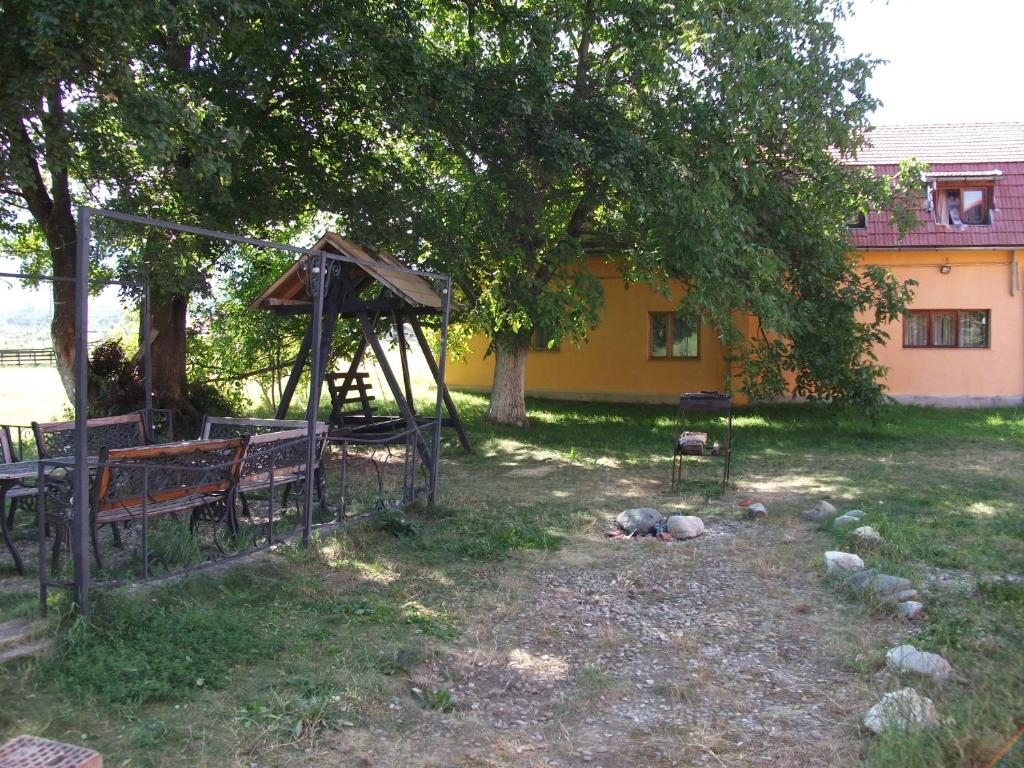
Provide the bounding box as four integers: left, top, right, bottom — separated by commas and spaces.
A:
0, 0, 408, 414
357, 0, 915, 425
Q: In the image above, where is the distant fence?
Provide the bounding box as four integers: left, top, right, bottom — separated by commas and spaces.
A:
0, 347, 56, 367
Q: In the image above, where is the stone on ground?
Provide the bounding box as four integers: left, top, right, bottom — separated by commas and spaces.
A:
892, 589, 920, 603
745, 502, 767, 519
834, 509, 866, 526
667, 515, 705, 540
863, 687, 939, 733
898, 601, 925, 621
849, 526, 885, 547
886, 645, 951, 683
800, 500, 837, 522
846, 570, 913, 595
825, 551, 864, 575
616, 508, 663, 534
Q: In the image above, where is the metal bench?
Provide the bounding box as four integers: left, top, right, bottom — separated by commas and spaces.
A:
200, 415, 322, 440
229, 426, 330, 531
32, 412, 148, 459
44, 438, 245, 571
200, 417, 330, 520
32, 413, 153, 549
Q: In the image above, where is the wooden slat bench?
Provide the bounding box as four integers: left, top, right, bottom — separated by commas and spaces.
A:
228, 426, 330, 529
199, 417, 330, 521
44, 438, 245, 571
326, 371, 377, 429
199, 416, 325, 441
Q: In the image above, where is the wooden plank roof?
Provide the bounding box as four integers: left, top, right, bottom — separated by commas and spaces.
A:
250, 232, 443, 311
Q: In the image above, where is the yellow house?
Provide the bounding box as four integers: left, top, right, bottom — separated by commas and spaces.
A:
447, 123, 1024, 407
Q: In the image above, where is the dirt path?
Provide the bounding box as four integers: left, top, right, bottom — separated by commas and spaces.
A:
314, 493, 884, 767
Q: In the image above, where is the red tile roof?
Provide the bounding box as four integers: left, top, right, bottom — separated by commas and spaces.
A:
845, 124, 1024, 249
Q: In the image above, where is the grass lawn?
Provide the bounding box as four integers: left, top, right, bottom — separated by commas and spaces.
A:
0, 395, 1021, 767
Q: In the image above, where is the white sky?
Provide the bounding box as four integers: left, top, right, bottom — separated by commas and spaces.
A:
838, 0, 1024, 125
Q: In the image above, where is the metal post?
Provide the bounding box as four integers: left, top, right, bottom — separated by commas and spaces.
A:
303, 252, 326, 548
142, 280, 154, 441
430, 277, 452, 504
37, 470, 47, 613
141, 467, 150, 579
73, 207, 91, 614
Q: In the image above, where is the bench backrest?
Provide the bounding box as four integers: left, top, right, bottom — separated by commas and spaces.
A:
239, 426, 328, 485
199, 416, 327, 441
0, 426, 16, 465
33, 413, 147, 459
326, 371, 377, 426
93, 438, 245, 514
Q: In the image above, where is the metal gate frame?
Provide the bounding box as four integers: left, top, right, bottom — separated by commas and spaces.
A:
64, 207, 452, 613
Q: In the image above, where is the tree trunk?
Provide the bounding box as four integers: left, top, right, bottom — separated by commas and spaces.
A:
46, 211, 79, 400
150, 293, 198, 419
486, 341, 530, 427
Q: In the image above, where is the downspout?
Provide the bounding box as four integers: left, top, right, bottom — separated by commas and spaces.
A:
1015, 251, 1022, 405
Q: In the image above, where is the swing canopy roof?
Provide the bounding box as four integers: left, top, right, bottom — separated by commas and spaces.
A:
250, 231, 444, 313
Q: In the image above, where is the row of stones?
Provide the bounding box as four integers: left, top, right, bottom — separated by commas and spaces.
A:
802, 500, 952, 734
614, 508, 705, 539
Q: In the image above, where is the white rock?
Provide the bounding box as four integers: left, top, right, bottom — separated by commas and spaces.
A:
825, 550, 864, 575
898, 601, 925, 621
616, 508, 663, 534
801, 500, 838, 522
845, 509, 865, 519
745, 502, 767, 519
834, 515, 860, 526
846, 570, 913, 595
863, 688, 939, 733
666, 515, 705, 540
886, 645, 951, 683
849, 526, 885, 547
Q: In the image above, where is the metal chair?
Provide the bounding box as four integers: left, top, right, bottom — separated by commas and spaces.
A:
1, 426, 37, 529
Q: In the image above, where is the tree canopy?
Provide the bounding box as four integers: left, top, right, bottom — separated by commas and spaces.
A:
342, 0, 919, 423
2, 0, 921, 422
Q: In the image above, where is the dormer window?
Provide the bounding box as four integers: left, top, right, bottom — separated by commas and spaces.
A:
925, 171, 1000, 228
845, 210, 867, 229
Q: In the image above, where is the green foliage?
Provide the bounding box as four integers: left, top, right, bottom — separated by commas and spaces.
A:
87, 339, 145, 416
412, 685, 454, 712
236, 678, 352, 743
50, 590, 273, 706
371, 510, 418, 539
332, 0, 925, 416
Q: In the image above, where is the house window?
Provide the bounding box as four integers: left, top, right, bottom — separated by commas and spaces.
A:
650, 313, 699, 359
935, 186, 992, 226
903, 310, 989, 348
532, 327, 559, 351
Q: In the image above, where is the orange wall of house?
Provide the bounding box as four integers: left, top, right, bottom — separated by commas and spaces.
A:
446, 250, 1024, 403
862, 249, 1024, 399
446, 259, 732, 403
